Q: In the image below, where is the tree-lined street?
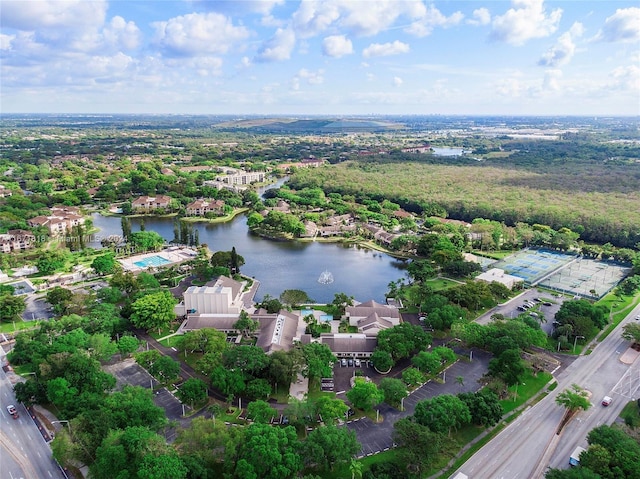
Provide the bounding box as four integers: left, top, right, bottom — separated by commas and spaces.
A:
455, 306, 640, 478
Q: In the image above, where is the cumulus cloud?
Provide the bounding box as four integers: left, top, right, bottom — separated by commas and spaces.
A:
393, 76, 403, 87
594, 7, 640, 43
153, 12, 250, 56
538, 22, 583, 67
255, 27, 296, 62
0, 33, 15, 51
0, 0, 107, 30
542, 69, 562, 92
292, 1, 341, 38
291, 68, 324, 90
292, 0, 426, 38
103, 16, 141, 51
362, 40, 410, 58
193, 0, 284, 16
608, 64, 640, 91
339, 0, 426, 36
405, 4, 464, 37
467, 8, 491, 26
322, 35, 353, 58
490, 0, 562, 46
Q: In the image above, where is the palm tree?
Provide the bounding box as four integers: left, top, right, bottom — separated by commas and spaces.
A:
456, 376, 465, 388
349, 458, 363, 479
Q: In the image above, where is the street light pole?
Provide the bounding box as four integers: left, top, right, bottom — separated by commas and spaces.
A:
573, 335, 585, 353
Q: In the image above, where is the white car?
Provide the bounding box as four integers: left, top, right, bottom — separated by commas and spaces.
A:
354, 359, 361, 367
602, 396, 612, 407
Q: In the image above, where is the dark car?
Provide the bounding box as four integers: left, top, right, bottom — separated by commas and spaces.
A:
348, 359, 354, 367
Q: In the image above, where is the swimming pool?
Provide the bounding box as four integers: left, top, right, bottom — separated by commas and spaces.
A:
133, 255, 172, 268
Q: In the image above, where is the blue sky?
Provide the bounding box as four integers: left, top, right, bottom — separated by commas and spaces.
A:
1, 0, 638, 115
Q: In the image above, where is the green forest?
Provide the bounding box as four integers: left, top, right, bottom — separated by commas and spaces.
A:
288, 139, 640, 248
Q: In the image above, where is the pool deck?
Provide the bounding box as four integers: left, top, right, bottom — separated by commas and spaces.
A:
118, 247, 198, 272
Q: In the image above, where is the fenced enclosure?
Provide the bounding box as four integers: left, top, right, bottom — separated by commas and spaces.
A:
491, 248, 630, 299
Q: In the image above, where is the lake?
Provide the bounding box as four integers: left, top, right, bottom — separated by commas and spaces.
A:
90, 213, 408, 304
431, 147, 465, 156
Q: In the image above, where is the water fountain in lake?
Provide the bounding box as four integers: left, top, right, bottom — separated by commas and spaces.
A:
317, 270, 334, 284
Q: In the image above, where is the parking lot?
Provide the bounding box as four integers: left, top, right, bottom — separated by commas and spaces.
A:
476, 288, 568, 336
103, 358, 186, 422
345, 348, 492, 457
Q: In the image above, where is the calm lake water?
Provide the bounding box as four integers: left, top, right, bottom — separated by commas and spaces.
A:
90, 213, 408, 304
431, 147, 465, 156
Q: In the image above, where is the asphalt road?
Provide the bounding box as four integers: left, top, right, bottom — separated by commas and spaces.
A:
454, 304, 640, 479
0, 363, 66, 479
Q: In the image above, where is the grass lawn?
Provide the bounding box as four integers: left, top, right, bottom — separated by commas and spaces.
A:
425, 277, 461, 291
500, 371, 553, 414
0, 320, 43, 334
159, 335, 183, 348
597, 291, 640, 342
148, 322, 181, 340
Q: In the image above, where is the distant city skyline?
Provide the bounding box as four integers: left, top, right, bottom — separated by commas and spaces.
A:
1, 1, 638, 116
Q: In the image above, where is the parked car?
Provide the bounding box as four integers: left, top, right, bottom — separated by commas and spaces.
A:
6, 405, 18, 419
348, 358, 354, 367
354, 358, 361, 367
340, 358, 347, 367
602, 396, 612, 407
635, 315, 640, 321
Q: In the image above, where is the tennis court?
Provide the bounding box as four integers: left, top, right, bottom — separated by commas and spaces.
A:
537, 258, 631, 299
491, 248, 576, 284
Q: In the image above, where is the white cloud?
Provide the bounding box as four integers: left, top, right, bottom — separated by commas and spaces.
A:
467, 8, 491, 26
0, 33, 15, 51
298, 68, 324, 84
404, 5, 464, 37
193, 0, 284, 16
153, 13, 250, 57
363, 40, 410, 58
608, 64, 640, 91
292, 0, 426, 38
393, 76, 403, 87
292, 0, 341, 38
85, 52, 135, 79
290, 68, 323, 91
103, 16, 141, 51
322, 35, 353, 58
595, 7, 640, 43
339, 0, 426, 36
538, 22, 583, 67
0, 0, 107, 30
490, 0, 562, 46
255, 27, 296, 62
542, 69, 562, 92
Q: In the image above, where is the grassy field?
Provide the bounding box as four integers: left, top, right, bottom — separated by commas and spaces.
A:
620, 400, 640, 428
500, 371, 553, 414
0, 319, 42, 334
